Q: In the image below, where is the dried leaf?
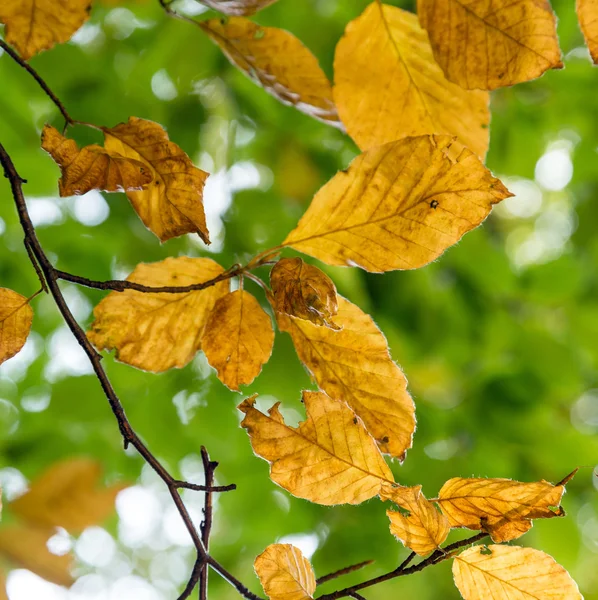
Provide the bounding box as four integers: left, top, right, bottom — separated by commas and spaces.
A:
0, 0, 91, 60
254, 544, 316, 600
277, 297, 415, 460
578, 0, 598, 64
239, 391, 395, 505
41, 125, 152, 197
418, 0, 563, 90
0, 288, 33, 366
202, 290, 274, 391
10, 458, 126, 533
333, 3, 489, 157
103, 117, 210, 243
381, 483, 450, 556
437, 475, 571, 542
88, 257, 228, 372
283, 135, 511, 273
453, 545, 582, 599
199, 0, 279, 15
270, 258, 339, 329
0, 525, 74, 587
202, 18, 342, 129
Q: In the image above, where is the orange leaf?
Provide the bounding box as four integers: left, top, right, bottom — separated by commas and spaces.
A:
578, 0, 598, 64
0, 288, 33, 366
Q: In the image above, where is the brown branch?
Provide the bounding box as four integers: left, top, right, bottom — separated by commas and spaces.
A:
178, 559, 205, 600
200, 447, 217, 600
316, 561, 374, 586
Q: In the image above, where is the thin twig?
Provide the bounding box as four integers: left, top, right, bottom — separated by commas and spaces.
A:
348, 593, 366, 600
317, 561, 374, 585
175, 480, 236, 493
178, 559, 204, 600
200, 447, 217, 600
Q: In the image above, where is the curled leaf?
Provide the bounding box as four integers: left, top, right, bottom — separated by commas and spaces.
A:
41, 125, 152, 196
254, 544, 316, 600
578, 0, 598, 64
239, 391, 395, 505
0, 288, 33, 366
270, 258, 339, 329
199, 0, 279, 15
87, 257, 228, 372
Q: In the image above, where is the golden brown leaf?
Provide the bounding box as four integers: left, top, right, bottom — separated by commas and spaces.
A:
103, 117, 210, 243
437, 476, 570, 542
277, 297, 415, 460
202, 18, 342, 129
0, 0, 91, 60
239, 391, 395, 505
10, 458, 126, 533
202, 290, 274, 391
418, 0, 563, 90
0, 288, 33, 366
578, 0, 598, 64
270, 258, 339, 329
0, 525, 74, 587
254, 544, 316, 600
380, 483, 450, 556
333, 3, 489, 157
0, 571, 7, 600
88, 257, 228, 372
41, 125, 152, 197
283, 136, 511, 273
199, 0, 279, 15
453, 545, 582, 599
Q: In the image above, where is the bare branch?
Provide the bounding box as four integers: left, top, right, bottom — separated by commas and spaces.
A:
200, 447, 218, 600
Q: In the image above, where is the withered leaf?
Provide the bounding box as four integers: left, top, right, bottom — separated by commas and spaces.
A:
10, 458, 126, 533
270, 258, 339, 329
418, 0, 563, 90
202, 18, 342, 129
239, 391, 395, 505
578, 0, 598, 64
277, 297, 415, 460
453, 545, 582, 600
41, 125, 152, 197
202, 290, 274, 391
0, 0, 91, 60
333, 3, 489, 157
437, 475, 572, 542
380, 483, 450, 556
87, 257, 228, 372
284, 135, 511, 273
103, 117, 210, 243
0, 288, 33, 366
199, 0, 279, 15
254, 543, 316, 600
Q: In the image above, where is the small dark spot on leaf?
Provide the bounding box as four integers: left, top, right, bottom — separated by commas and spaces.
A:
380, 436, 389, 444
481, 123, 489, 129
353, 417, 358, 425
430, 199, 439, 209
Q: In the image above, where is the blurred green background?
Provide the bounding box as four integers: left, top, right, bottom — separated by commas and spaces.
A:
1, 0, 597, 598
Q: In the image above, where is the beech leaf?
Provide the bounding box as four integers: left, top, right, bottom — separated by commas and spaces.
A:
87, 257, 228, 372
333, 3, 489, 157
437, 475, 572, 542
578, 0, 598, 64
198, 0, 279, 15
202, 290, 274, 391
239, 391, 395, 505
103, 117, 210, 243
202, 18, 342, 129
283, 135, 511, 273
270, 258, 339, 329
418, 0, 563, 90
41, 125, 152, 196
381, 483, 450, 556
0, 0, 91, 60
254, 543, 316, 600
0, 288, 33, 366
453, 545, 582, 600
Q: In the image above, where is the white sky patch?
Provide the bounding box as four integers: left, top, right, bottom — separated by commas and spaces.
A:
104, 8, 155, 40
117, 486, 162, 547
76, 528, 117, 568
27, 197, 64, 227
6, 570, 68, 600
72, 191, 110, 227
44, 327, 93, 382
535, 147, 574, 191
496, 178, 543, 219
0, 331, 43, 383
70, 23, 105, 49
21, 386, 51, 413
0, 467, 28, 500
172, 0, 208, 16
277, 533, 319, 560
62, 285, 93, 322
424, 438, 460, 461
151, 70, 178, 102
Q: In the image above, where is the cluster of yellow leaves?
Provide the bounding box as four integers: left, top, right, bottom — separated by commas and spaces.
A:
0, 288, 34, 366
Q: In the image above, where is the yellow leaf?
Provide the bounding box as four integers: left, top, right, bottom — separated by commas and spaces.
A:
333, 3, 489, 158
10, 458, 126, 533
278, 296, 414, 460
418, 0, 563, 90
239, 391, 395, 505
199, 0, 279, 15
0, 0, 91, 60
578, 0, 598, 64
202, 18, 342, 129
380, 483, 450, 556
0, 525, 74, 587
41, 125, 152, 197
0, 571, 7, 600
254, 543, 316, 600
270, 258, 339, 329
437, 476, 570, 542
0, 288, 33, 366
283, 135, 511, 273
103, 117, 210, 243
453, 545, 582, 600
202, 290, 274, 391
88, 257, 228, 372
